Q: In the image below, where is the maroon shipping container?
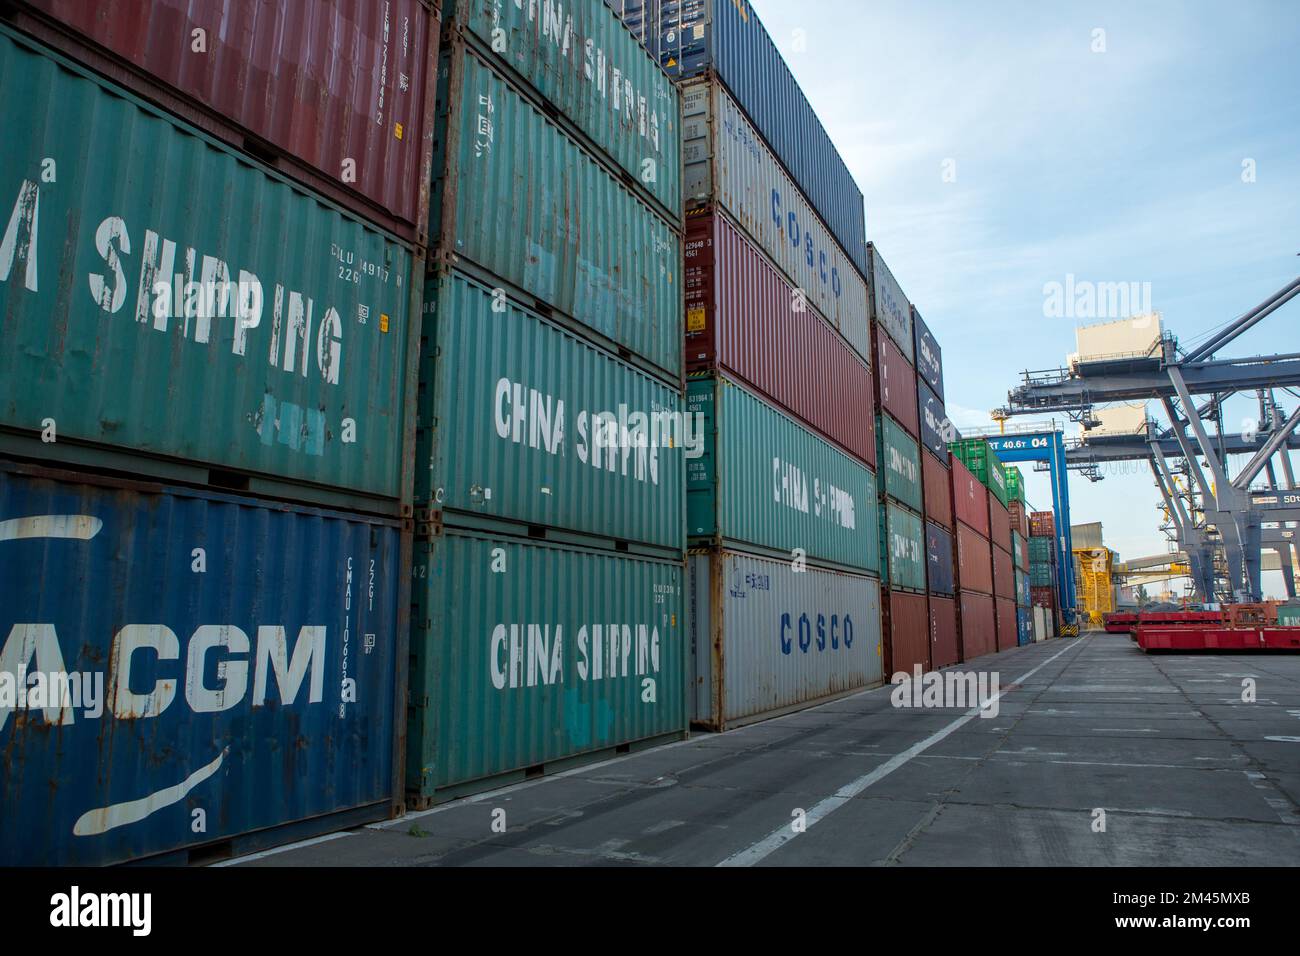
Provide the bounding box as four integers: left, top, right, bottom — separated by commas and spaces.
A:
956, 523, 993, 595
921, 448, 953, 529
995, 597, 1017, 652
884, 589, 930, 677
951, 456, 990, 536
992, 545, 1014, 600
989, 498, 1012, 552
1009, 500, 1031, 538
959, 591, 996, 660
1030, 511, 1056, 537
875, 327, 919, 436
1031, 586, 1058, 610
686, 210, 876, 468
17, 0, 439, 244
929, 595, 959, 668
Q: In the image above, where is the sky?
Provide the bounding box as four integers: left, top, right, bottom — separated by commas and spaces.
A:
749, 0, 1300, 599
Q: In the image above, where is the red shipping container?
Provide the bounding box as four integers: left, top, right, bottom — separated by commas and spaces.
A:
992, 545, 1014, 600
989, 497, 1012, 552
922, 448, 953, 529
956, 523, 993, 594
929, 595, 959, 668
1031, 586, 1057, 609
959, 591, 996, 660
686, 210, 877, 468
18, 0, 440, 244
1009, 500, 1031, 538
995, 597, 1017, 651
884, 589, 930, 677
875, 327, 919, 436
950, 456, 990, 536
1030, 511, 1055, 537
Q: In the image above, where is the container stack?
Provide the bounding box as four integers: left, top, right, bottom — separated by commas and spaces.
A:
1030, 511, 1060, 638
1006, 469, 1034, 646
614, 0, 882, 729
407, 0, 690, 804
950, 454, 997, 660
0, 0, 438, 864
915, 310, 958, 669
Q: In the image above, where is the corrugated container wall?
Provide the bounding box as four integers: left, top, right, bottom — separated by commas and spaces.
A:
876, 331, 920, 436
877, 414, 922, 512
951, 457, 991, 536
922, 451, 953, 529
912, 307, 944, 400
610, 0, 869, 279
0, 464, 405, 865
881, 502, 926, 592
926, 522, 955, 595
450, 0, 681, 219
868, 244, 913, 362
417, 272, 684, 551
993, 545, 1015, 600
1017, 607, 1034, 646
918, 381, 949, 461
1030, 511, 1056, 537
18, 0, 440, 244
685, 210, 875, 468
929, 595, 959, 668
690, 551, 882, 729
0, 28, 420, 511
884, 590, 929, 677
680, 80, 870, 359
687, 375, 879, 574
956, 523, 993, 595
990, 498, 1012, 552
407, 532, 686, 803
996, 597, 1017, 651
431, 42, 681, 381
959, 592, 997, 660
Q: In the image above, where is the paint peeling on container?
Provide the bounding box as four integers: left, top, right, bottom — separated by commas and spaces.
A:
450, 0, 681, 220
431, 41, 681, 381
416, 271, 685, 551
687, 374, 879, 574
17, 0, 441, 244
0, 463, 405, 866
407, 530, 686, 804
680, 79, 870, 360
0, 28, 419, 509
689, 548, 882, 730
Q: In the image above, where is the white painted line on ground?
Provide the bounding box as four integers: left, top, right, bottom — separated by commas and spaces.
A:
212, 830, 353, 867
716, 636, 1092, 867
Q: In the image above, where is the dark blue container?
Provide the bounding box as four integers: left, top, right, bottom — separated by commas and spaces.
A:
918, 381, 950, 461
0, 464, 404, 865
1017, 607, 1034, 646
925, 521, 955, 596
913, 307, 944, 400
609, 0, 868, 279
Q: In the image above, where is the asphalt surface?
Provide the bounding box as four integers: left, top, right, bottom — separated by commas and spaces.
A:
227, 634, 1300, 867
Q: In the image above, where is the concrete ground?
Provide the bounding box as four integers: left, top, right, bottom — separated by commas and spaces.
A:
225, 634, 1300, 867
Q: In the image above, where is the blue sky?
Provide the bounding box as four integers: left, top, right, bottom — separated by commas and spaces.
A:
750, 0, 1300, 598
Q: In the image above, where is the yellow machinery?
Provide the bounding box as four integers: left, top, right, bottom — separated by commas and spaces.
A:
1074, 548, 1116, 625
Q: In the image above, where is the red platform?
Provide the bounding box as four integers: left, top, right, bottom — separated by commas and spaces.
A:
1136, 627, 1300, 652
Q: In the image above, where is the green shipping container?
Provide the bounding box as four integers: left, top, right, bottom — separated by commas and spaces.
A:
880, 502, 926, 591
1280, 605, 1300, 627
416, 270, 684, 551
1030, 564, 1055, 587
949, 438, 1009, 507
687, 374, 878, 574
877, 413, 922, 513
432, 43, 681, 381
1012, 530, 1028, 570
407, 530, 686, 803
1029, 536, 1055, 564
452, 0, 681, 220
0, 27, 419, 509
1006, 465, 1026, 503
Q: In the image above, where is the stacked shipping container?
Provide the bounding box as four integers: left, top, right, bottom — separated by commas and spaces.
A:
407, 0, 690, 803
1030, 511, 1060, 636
914, 310, 957, 669
951, 455, 997, 660
0, 3, 439, 863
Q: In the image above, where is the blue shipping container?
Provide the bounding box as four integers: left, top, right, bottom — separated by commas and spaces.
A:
913, 307, 944, 400
1017, 607, 1034, 646
609, 0, 868, 280
926, 521, 955, 596
0, 465, 403, 866
918, 380, 950, 462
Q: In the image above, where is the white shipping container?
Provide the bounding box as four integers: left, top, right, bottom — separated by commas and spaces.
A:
868, 243, 914, 363
681, 79, 871, 365
688, 549, 883, 730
